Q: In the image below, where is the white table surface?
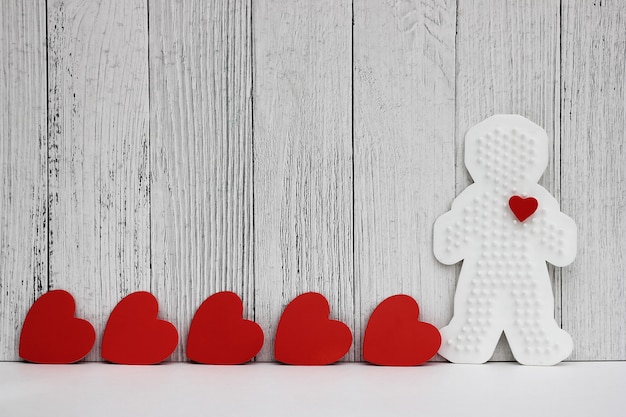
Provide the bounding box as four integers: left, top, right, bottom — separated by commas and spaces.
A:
1, 361, 624, 417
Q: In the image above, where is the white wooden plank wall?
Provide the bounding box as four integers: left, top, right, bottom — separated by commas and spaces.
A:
353, 0, 456, 360
47, 0, 150, 361
0, 0, 624, 361
253, 0, 355, 361
149, 0, 253, 361
561, 0, 626, 360
0, 0, 47, 361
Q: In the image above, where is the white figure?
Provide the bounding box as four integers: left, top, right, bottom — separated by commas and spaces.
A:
433, 115, 577, 365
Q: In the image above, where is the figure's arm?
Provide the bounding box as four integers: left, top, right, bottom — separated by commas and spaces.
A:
433, 185, 480, 265
538, 211, 577, 267
532, 187, 577, 267
433, 211, 465, 264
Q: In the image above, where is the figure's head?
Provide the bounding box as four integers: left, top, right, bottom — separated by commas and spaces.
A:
464, 115, 549, 188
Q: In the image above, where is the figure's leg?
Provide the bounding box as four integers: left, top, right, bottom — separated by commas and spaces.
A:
504, 276, 572, 366
439, 275, 504, 364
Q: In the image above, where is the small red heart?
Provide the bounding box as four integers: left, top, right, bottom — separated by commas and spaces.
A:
102, 292, 178, 364
363, 295, 441, 366
509, 195, 539, 222
19, 290, 95, 363
186, 292, 263, 364
274, 292, 352, 365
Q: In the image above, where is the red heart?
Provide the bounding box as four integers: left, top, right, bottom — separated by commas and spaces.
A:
508, 195, 538, 222
186, 292, 264, 364
19, 290, 95, 363
274, 292, 352, 365
363, 295, 441, 366
102, 292, 178, 364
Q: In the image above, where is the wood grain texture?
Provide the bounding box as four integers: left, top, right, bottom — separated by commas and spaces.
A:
149, 0, 253, 361
0, 0, 624, 362
353, 0, 457, 361
561, 0, 626, 360
47, 0, 150, 361
455, 0, 561, 360
253, 0, 354, 361
0, 0, 47, 361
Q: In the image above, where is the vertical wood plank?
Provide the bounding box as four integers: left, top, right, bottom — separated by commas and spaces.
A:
561, 0, 626, 360
149, 0, 253, 361
353, 0, 457, 360
48, 0, 150, 360
0, 0, 47, 360
253, 0, 354, 361
456, 0, 560, 360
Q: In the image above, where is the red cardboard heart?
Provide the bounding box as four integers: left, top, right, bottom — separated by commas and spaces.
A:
274, 292, 352, 365
363, 295, 441, 366
186, 292, 263, 364
19, 290, 95, 364
102, 291, 178, 364
508, 195, 538, 222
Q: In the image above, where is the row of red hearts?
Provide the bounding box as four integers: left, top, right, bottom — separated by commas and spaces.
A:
20, 290, 442, 366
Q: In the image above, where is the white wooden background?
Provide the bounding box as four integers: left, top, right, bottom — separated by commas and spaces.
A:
0, 0, 624, 362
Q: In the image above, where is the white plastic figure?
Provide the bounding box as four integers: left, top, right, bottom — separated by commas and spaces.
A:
433, 115, 577, 365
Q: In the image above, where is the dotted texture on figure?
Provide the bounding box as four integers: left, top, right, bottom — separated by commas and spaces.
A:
433, 115, 577, 366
